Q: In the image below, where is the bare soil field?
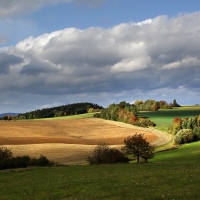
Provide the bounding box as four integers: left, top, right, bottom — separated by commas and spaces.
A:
0, 118, 172, 164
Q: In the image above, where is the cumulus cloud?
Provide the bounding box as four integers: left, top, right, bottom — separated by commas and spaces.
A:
0, 52, 23, 74
20, 59, 62, 75
1, 12, 200, 109
111, 56, 151, 72
162, 57, 200, 69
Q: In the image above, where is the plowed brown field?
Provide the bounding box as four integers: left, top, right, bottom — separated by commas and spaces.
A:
0, 118, 171, 164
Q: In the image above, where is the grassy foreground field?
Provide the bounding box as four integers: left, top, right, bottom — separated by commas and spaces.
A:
1, 161, 200, 200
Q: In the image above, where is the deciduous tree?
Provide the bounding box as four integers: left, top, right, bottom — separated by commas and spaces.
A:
123, 134, 155, 163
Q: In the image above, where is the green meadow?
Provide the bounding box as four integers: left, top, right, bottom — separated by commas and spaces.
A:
1, 106, 200, 199
36, 112, 96, 120
139, 106, 200, 131
1, 160, 200, 199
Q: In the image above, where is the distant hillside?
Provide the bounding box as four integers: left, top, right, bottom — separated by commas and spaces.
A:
0, 113, 20, 118
17, 102, 103, 120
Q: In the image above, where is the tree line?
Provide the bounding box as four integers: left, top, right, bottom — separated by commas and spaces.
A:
134, 99, 180, 111
3, 102, 103, 120
94, 101, 155, 127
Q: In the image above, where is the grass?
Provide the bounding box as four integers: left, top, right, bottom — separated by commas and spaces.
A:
1, 161, 200, 200
36, 112, 96, 120
139, 106, 200, 131
153, 141, 200, 163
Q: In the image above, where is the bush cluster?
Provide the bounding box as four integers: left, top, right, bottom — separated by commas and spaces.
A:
193, 127, 200, 140
174, 129, 193, 144
171, 115, 200, 144
0, 146, 54, 170
87, 143, 128, 164
134, 118, 155, 127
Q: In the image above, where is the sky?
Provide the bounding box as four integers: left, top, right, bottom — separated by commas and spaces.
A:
1, 0, 200, 113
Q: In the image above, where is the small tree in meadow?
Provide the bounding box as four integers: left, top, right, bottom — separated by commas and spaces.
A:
123, 134, 155, 163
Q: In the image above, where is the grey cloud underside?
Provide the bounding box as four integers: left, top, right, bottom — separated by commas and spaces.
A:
0, 52, 23, 74
20, 60, 61, 75
1, 12, 200, 96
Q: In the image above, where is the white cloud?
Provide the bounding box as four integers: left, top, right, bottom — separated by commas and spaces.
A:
136, 19, 152, 26
111, 56, 151, 72
162, 57, 200, 69
1, 12, 200, 111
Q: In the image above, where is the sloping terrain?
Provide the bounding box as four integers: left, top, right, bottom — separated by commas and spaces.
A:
1, 118, 172, 164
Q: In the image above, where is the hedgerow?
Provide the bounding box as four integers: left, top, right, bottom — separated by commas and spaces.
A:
0, 146, 54, 170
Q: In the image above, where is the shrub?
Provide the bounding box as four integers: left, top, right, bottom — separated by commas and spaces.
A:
0, 146, 12, 159
172, 118, 182, 135
193, 127, 200, 141
93, 113, 101, 118
13, 156, 31, 168
35, 155, 53, 166
139, 118, 155, 127
174, 129, 193, 144
0, 156, 31, 170
87, 143, 128, 164
181, 117, 197, 130
0, 146, 54, 170
181, 118, 189, 129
